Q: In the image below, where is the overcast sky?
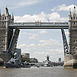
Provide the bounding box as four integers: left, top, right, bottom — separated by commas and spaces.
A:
0, 0, 77, 62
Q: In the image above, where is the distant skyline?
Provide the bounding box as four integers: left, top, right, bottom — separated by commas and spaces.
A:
0, 0, 77, 62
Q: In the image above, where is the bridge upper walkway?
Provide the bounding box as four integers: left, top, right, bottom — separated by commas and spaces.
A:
9, 22, 68, 29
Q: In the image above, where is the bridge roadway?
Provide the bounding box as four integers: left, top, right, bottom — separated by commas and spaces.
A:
9, 22, 68, 29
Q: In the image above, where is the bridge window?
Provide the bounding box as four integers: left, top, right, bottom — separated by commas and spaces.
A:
73, 52, 75, 54
74, 17, 75, 19
0, 45, 4, 48
73, 46, 75, 49
74, 40, 75, 42
2, 39, 4, 42
74, 22, 75, 25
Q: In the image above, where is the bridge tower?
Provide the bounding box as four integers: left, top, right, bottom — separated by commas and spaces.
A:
0, 7, 14, 62
64, 6, 77, 68
0, 7, 13, 53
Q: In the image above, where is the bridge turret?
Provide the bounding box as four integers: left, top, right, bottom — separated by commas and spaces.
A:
68, 8, 72, 20
73, 6, 76, 14
68, 6, 77, 55
0, 7, 14, 62
73, 6, 77, 19
64, 5, 77, 68
0, 6, 13, 53
0, 9, 1, 20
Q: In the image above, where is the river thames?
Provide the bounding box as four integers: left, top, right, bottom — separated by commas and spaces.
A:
0, 67, 77, 77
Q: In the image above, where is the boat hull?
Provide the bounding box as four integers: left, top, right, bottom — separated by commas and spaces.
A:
5, 63, 31, 68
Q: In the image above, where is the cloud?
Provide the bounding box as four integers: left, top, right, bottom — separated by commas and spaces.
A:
22, 32, 32, 35
38, 39, 61, 47
51, 4, 75, 11
15, 12, 68, 22
38, 30, 48, 34
14, 12, 47, 22
18, 0, 39, 6
34, 49, 63, 55
18, 43, 36, 51
47, 12, 67, 21
20, 29, 48, 40
18, 39, 62, 52
29, 34, 38, 39
12, 0, 40, 9
0, 0, 42, 9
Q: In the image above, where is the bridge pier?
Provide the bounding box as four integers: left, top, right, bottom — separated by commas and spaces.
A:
0, 53, 12, 62
64, 54, 77, 68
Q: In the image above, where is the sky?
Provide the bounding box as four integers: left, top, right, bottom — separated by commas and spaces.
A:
0, 0, 77, 62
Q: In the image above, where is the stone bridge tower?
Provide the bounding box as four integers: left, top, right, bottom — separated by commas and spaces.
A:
0, 7, 14, 53
64, 6, 77, 68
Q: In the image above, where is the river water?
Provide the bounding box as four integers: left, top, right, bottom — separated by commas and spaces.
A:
0, 66, 77, 77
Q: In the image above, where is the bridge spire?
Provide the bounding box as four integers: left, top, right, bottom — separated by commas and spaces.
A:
69, 8, 71, 16
5, 5, 9, 16
68, 8, 71, 20
11, 12, 14, 21
0, 9, 1, 20
0, 9, 1, 16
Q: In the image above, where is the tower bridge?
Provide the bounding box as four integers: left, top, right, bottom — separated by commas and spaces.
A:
0, 6, 77, 68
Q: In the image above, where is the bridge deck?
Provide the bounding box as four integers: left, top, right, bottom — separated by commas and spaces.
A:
9, 22, 68, 29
